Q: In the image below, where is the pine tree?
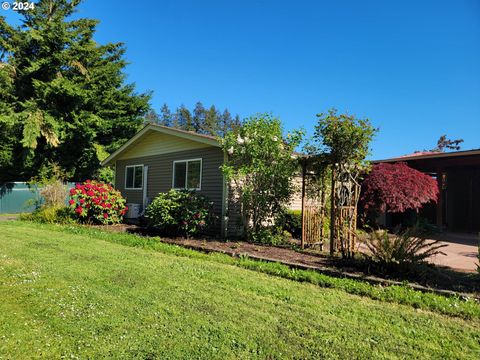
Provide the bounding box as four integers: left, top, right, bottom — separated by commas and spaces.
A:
204, 105, 218, 136
144, 110, 160, 125
217, 109, 232, 138
0, 0, 150, 181
432, 135, 464, 152
159, 103, 172, 126
192, 101, 205, 133
176, 105, 193, 131
232, 114, 242, 131
157, 102, 241, 137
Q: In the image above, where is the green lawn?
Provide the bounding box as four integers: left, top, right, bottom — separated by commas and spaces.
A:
0, 222, 479, 359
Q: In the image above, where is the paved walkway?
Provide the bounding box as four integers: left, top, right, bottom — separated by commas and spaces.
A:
0, 215, 19, 221
427, 233, 479, 272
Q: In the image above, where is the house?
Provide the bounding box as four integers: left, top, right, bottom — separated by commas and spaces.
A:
374, 149, 480, 233
101, 124, 303, 237
101, 124, 232, 236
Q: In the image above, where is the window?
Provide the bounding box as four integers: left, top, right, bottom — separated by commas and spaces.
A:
125, 165, 143, 189
173, 159, 202, 190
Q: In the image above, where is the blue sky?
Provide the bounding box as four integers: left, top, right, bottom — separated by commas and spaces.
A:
3, 0, 480, 159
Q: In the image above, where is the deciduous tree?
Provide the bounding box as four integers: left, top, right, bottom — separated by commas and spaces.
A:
221, 114, 303, 241
308, 109, 377, 255
361, 162, 439, 214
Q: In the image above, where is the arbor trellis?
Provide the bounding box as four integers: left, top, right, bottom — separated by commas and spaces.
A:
300, 109, 377, 258
332, 163, 361, 258
300, 159, 361, 258
299, 157, 328, 250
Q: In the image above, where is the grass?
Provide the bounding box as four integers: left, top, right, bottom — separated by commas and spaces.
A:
0, 221, 479, 359
31, 221, 480, 319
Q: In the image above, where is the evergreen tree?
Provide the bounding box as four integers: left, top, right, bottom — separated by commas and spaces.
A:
431, 135, 464, 152
159, 103, 172, 126
144, 110, 160, 125
232, 114, 242, 131
218, 109, 231, 138
204, 105, 219, 136
177, 105, 193, 131
0, 0, 150, 181
192, 101, 205, 133
153, 102, 241, 137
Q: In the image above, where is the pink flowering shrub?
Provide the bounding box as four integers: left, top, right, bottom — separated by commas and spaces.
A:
69, 180, 127, 224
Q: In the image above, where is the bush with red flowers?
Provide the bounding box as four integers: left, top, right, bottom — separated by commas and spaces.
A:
68, 180, 128, 224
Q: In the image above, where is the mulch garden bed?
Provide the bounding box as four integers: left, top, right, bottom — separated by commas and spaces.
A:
90, 223, 479, 297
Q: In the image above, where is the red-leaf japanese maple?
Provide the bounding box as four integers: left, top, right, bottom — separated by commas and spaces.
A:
361, 162, 438, 213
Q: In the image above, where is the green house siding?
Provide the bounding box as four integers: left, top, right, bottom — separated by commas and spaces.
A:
116, 147, 225, 233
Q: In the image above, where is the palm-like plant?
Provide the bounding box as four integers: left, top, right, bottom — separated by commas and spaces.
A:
364, 226, 447, 266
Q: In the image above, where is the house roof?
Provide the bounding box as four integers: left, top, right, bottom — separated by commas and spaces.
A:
373, 148, 480, 163
101, 124, 220, 166
372, 148, 480, 173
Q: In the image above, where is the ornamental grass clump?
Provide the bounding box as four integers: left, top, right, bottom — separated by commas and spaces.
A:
68, 180, 127, 224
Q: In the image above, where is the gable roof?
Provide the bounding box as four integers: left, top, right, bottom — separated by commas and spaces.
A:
101, 124, 220, 166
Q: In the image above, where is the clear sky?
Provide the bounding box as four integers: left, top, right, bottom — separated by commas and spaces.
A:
3, 0, 480, 159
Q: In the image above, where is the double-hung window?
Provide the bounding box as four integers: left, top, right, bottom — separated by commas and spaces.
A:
125, 165, 143, 190
173, 159, 202, 190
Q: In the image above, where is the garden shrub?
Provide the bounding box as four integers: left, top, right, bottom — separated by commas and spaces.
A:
363, 226, 447, 269
277, 210, 302, 239
20, 205, 74, 224
68, 180, 127, 224
250, 227, 291, 246
39, 180, 68, 207
145, 189, 214, 238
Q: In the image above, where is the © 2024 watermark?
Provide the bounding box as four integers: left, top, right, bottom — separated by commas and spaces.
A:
2, 1, 35, 11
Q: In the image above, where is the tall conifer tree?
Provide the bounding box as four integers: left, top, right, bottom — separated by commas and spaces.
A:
0, 0, 150, 181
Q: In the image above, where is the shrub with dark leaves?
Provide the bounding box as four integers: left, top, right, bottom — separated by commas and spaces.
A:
145, 190, 214, 238
361, 162, 438, 213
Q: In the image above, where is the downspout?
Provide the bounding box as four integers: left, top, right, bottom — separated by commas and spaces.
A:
221, 152, 229, 239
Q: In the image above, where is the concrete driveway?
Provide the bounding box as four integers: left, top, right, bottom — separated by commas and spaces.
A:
427, 232, 479, 272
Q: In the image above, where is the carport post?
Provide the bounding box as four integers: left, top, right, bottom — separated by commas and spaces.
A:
436, 170, 443, 229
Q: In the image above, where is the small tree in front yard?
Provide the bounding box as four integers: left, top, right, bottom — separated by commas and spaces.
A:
221, 114, 303, 242
308, 109, 377, 256
361, 162, 439, 215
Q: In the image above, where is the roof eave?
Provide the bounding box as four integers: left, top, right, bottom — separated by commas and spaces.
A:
373, 149, 480, 164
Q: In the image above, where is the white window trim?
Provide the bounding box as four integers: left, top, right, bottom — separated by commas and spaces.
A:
172, 158, 203, 191
125, 164, 144, 190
